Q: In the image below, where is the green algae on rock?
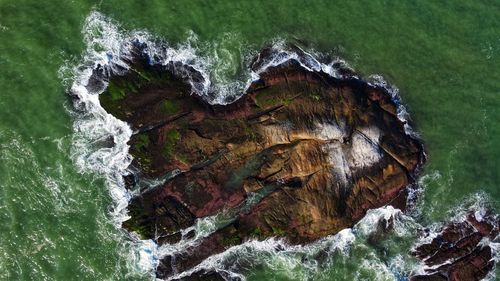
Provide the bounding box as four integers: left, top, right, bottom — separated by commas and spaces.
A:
96, 43, 425, 279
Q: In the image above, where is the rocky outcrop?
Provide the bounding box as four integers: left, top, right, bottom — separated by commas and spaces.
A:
96, 43, 425, 279
410, 212, 499, 281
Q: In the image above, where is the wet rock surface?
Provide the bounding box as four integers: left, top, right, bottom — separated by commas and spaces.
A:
95, 44, 427, 279
410, 212, 499, 281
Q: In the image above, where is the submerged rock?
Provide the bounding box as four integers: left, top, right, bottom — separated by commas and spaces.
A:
95, 43, 425, 278
410, 212, 499, 281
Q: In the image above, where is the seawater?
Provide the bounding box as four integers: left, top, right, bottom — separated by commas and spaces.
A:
0, 1, 499, 280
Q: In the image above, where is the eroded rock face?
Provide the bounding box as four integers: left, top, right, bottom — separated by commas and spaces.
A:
96, 44, 425, 279
410, 212, 499, 281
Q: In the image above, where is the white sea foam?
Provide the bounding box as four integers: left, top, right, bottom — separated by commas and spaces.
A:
357, 254, 394, 280
168, 206, 417, 281
355, 205, 402, 236
248, 39, 354, 80
64, 11, 156, 275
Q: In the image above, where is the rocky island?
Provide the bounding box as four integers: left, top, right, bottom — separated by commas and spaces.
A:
85, 42, 495, 280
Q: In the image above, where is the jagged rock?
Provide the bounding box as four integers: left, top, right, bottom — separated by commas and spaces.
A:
122, 174, 136, 190
367, 211, 397, 245
96, 43, 425, 279
410, 212, 499, 281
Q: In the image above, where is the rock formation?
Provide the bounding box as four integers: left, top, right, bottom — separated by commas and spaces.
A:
95, 43, 426, 279
410, 212, 499, 281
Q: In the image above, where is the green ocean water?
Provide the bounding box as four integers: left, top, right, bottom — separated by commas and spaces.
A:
0, 1, 499, 280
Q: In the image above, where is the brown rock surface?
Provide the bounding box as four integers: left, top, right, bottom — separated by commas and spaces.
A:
96, 44, 425, 278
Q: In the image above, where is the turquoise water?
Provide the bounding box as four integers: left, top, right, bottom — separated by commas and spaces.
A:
0, 1, 499, 280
